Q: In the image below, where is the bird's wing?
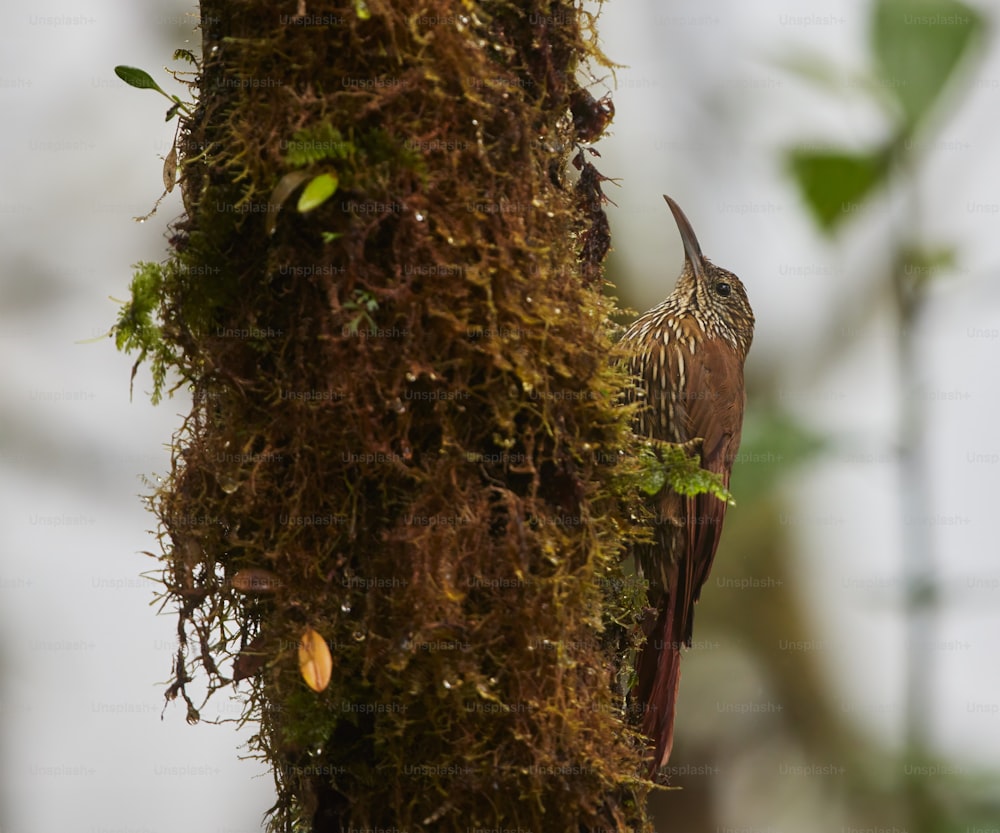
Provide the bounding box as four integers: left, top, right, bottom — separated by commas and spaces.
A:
682, 334, 746, 475
676, 334, 746, 640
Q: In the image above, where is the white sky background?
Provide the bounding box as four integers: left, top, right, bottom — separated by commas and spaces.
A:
1, 1, 998, 831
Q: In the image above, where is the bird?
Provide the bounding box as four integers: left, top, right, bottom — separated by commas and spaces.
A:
620, 195, 754, 773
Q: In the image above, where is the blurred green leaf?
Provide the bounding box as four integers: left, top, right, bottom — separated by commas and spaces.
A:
898, 244, 957, 286
786, 148, 890, 233
872, 0, 983, 129
772, 48, 863, 94
730, 408, 825, 499
773, 49, 907, 116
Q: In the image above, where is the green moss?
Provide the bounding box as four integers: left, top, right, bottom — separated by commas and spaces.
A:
113, 261, 181, 403
284, 124, 355, 167
635, 441, 734, 503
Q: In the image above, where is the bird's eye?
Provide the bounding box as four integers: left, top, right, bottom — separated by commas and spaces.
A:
715, 281, 731, 297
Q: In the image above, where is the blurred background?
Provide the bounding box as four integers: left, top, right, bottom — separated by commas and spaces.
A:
1, 0, 998, 831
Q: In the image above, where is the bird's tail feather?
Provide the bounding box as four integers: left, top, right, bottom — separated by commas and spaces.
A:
636, 601, 682, 774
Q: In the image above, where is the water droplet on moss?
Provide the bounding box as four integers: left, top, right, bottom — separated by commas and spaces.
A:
415, 212, 425, 222
352, 630, 366, 641
405, 372, 416, 382
218, 475, 240, 494
341, 601, 352, 613
442, 679, 453, 690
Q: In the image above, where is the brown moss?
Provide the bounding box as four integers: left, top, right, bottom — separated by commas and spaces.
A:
136, 1, 652, 830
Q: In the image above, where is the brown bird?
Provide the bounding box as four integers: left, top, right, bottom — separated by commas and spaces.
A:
621, 195, 754, 772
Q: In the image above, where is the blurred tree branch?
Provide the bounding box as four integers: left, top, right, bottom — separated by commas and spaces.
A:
779, 1, 986, 830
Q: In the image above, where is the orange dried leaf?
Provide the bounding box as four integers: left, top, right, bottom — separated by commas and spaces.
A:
298, 626, 333, 692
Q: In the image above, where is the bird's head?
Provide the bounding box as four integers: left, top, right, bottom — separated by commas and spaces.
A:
665, 195, 755, 357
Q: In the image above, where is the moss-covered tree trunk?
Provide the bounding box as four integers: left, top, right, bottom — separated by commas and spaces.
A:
124, 1, 650, 830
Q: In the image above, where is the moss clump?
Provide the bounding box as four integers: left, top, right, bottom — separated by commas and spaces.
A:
117, 1, 654, 830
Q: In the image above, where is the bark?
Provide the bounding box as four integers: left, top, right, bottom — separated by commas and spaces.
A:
132, 1, 651, 830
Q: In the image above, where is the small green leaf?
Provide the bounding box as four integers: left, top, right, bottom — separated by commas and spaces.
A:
297, 173, 339, 213
355, 0, 371, 20
114, 65, 166, 94
345, 313, 365, 336
343, 290, 378, 334
786, 148, 890, 233
872, 0, 983, 129
172, 48, 197, 64
320, 231, 344, 244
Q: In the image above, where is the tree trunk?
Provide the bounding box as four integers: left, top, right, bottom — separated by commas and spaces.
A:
131, 1, 651, 831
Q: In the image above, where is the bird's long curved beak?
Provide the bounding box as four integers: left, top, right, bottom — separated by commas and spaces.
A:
663, 195, 706, 282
